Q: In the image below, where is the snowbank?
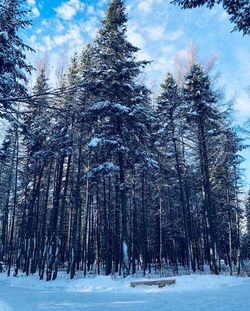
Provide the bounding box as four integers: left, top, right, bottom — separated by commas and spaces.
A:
0, 273, 249, 311
0, 273, 247, 294
0, 299, 11, 311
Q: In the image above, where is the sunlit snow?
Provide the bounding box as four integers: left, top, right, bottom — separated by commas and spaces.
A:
0, 274, 250, 311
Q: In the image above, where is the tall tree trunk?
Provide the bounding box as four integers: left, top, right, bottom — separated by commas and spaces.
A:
171, 120, 191, 270
46, 157, 64, 281
39, 161, 53, 280
7, 125, 19, 276
118, 151, 128, 277
197, 117, 218, 275
70, 142, 83, 279
58, 154, 72, 266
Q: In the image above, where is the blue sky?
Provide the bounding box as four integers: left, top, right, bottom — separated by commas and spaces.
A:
24, 0, 250, 185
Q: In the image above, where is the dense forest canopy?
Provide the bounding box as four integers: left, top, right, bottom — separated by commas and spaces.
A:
0, 0, 249, 280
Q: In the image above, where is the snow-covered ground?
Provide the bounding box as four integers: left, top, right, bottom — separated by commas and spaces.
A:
0, 273, 250, 310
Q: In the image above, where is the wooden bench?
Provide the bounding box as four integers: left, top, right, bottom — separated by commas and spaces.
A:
130, 279, 176, 288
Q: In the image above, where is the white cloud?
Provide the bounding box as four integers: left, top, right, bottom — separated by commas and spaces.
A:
162, 45, 174, 54
32, 7, 40, 17
137, 0, 163, 14
27, 0, 40, 17
219, 11, 229, 21
97, 0, 109, 7
128, 31, 145, 48
136, 49, 151, 62
44, 36, 53, 50
126, 5, 132, 13
80, 17, 99, 38
27, 0, 35, 5
127, 22, 153, 63
53, 25, 84, 48
55, 20, 65, 33
235, 48, 250, 83
29, 35, 46, 53
143, 25, 165, 41
127, 22, 146, 49
41, 20, 49, 26
56, 6, 76, 20
138, 1, 152, 13
87, 5, 95, 15
235, 91, 250, 123
53, 35, 69, 46
54, 0, 84, 20
167, 29, 183, 41
151, 56, 174, 73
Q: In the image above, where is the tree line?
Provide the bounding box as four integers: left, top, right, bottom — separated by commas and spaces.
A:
0, 0, 248, 280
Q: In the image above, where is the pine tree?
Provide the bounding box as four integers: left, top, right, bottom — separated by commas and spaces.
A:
246, 190, 250, 237
0, 0, 245, 280
182, 63, 222, 274
0, 0, 34, 118
87, 0, 153, 276
157, 73, 194, 271
0, 132, 16, 271
14, 65, 52, 277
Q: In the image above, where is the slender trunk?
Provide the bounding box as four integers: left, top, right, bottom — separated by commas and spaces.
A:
119, 151, 128, 277
157, 184, 163, 275
96, 183, 100, 275
171, 120, 190, 270
39, 161, 53, 280
197, 117, 218, 275
131, 169, 137, 275
46, 157, 64, 281
142, 173, 148, 276
70, 145, 82, 280
83, 162, 90, 278
7, 125, 19, 276
59, 154, 72, 265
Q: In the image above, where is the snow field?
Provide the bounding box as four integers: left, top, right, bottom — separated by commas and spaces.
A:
0, 274, 250, 310
0, 273, 247, 293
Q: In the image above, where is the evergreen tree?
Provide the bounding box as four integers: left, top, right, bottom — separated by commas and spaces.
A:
0, 133, 16, 271
87, 0, 153, 276
246, 190, 250, 236
15, 65, 51, 277
157, 73, 194, 271
182, 63, 220, 274
0, 0, 34, 118
0, 0, 245, 280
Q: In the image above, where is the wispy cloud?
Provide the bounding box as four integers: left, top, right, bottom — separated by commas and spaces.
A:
80, 17, 99, 38
235, 92, 250, 122
32, 7, 40, 17
53, 25, 84, 47
143, 25, 165, 41
137, 0, 163, 14
167, 29, 183, 41
54, 0, 85, 20
127, 22, 146, 49
27, 0, 40, 17
87, 5, 95, 15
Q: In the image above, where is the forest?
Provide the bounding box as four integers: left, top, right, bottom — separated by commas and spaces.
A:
0, 0, 250, 282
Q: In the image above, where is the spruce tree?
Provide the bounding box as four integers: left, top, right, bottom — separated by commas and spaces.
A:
87, 0, 153, 276
157, 73, 194, 271
246, 190, 250, 237
0, 0, 34, 118
18, 65, 51, 277
182, 63, 220, 274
